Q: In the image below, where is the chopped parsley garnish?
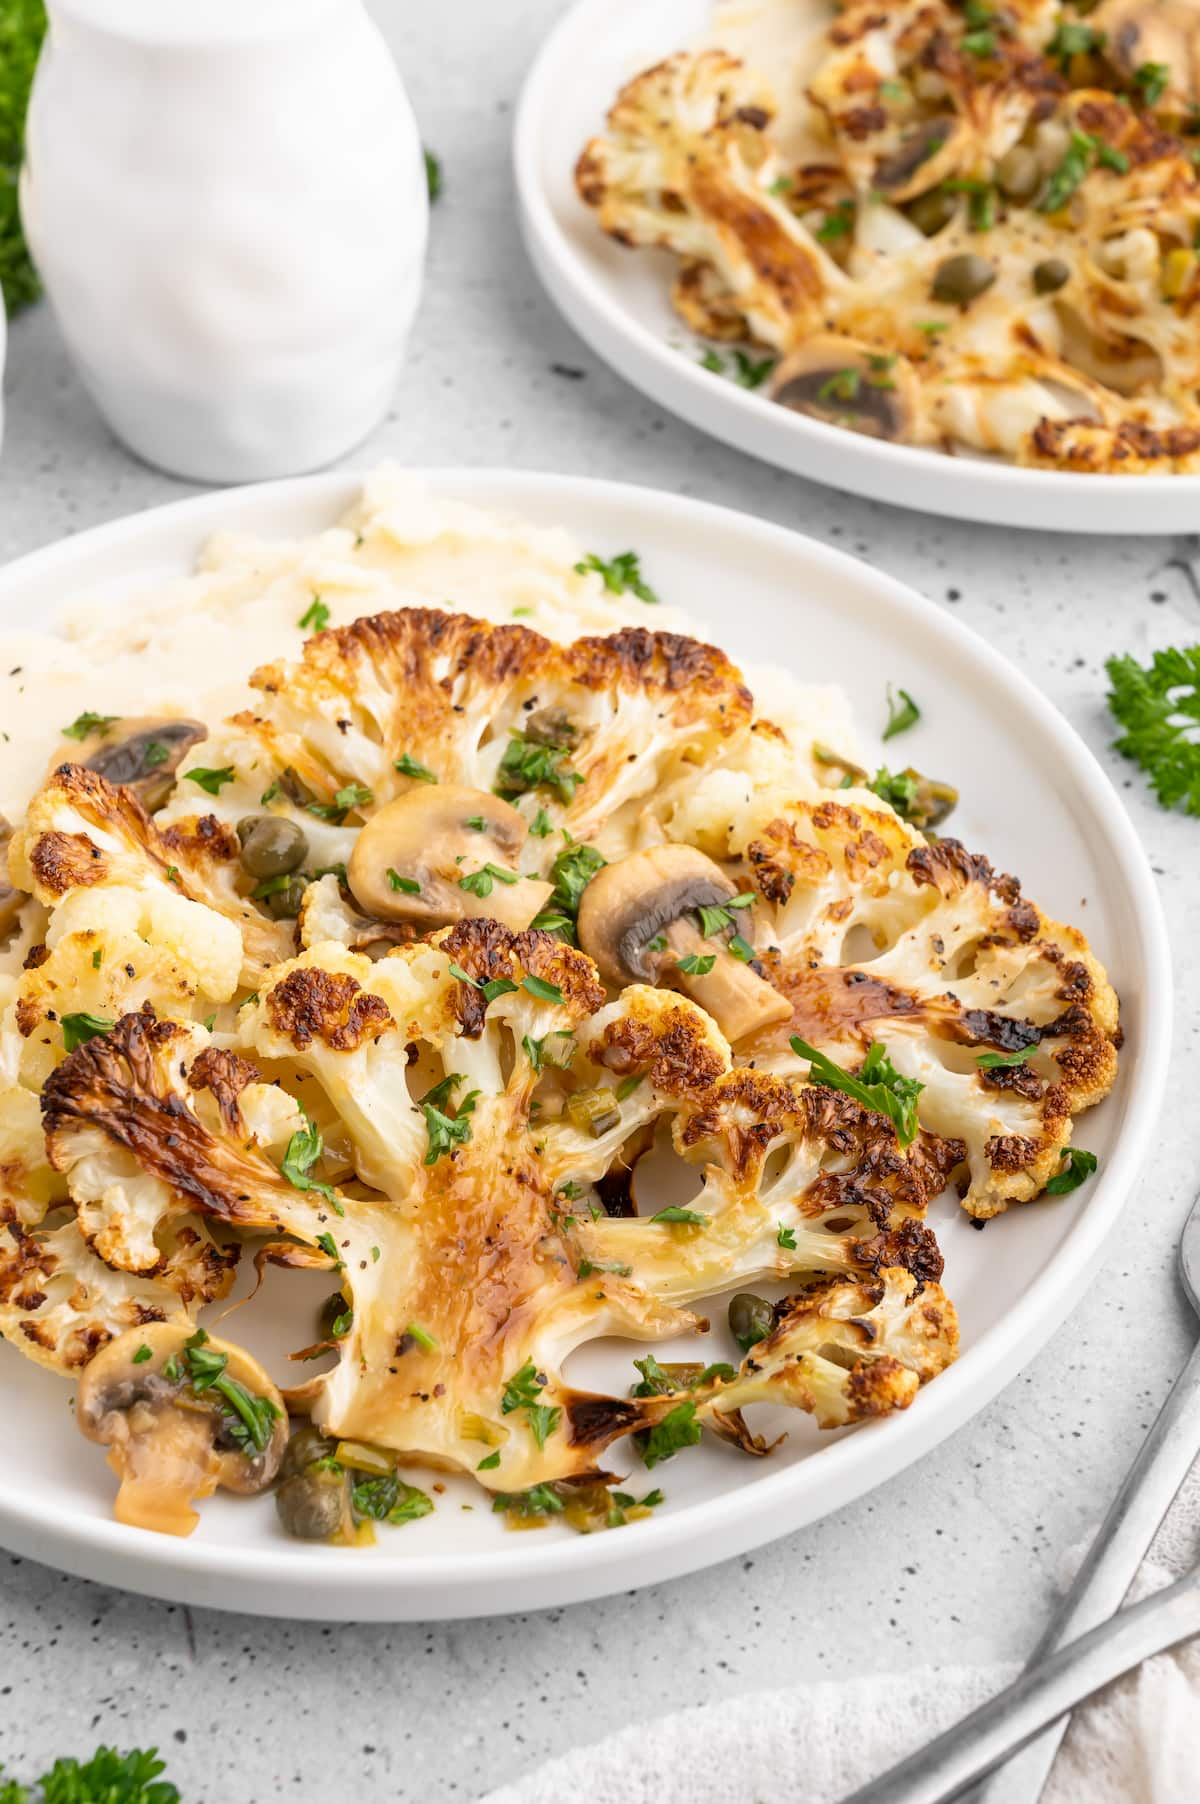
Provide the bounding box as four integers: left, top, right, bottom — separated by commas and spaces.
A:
61, 711, 117, 741
496, 734, 582, 806
649, 1206, 708, 1226
395, 752, 437, 784
676, 952, 715, 976
769, 174, 792, 194
298, 595, 330, 633
977, 1044, 1038, 1069
91, 947, 103, 969
458, 862, 520, 897
817, 368, 860, 404
696, 892, 754, 938
307, 782, 373, 823
777, 1223, 798, 1249
260, 781, 280, 805
790, 1035, 924, 1146
943, 176, 995, 232
60, 1011, 114, 1052
316, 1231, 343, 1268
329, 1306, 353, 1339
522, 973, 565, 1003
1106, 645, 1200, 814
1038, 130, 1124, 212
420, 1074, 479, 1164
522, 1030, 573, 1073
883, 685, 921, 740
500, 1358, 562, 1450
816, 199, 855, 241
639, 1402, 702, 1469
351, 1471, 433, 1524
464, 815, 487, 831
729, 933, 756, 963
181, 1328, 280, 1455
387, 868, 421, 893
492, 1484, 564, 1518
1045, 1146, 1099, 1194
184, 766, 236, 795
529, 807, 554, 837
141, 740, 169, 769
162, 1355, 182, 1382
1047, 19, 1104, 67
574, 550, 659, 605
615, 1073, 643, 1101
647, 934, 668, 953
1134, 61, 1170, 107
961, 26, 995, 55
477, 1450, 501, 1470
532, 839, 605, 941
424, 147, 442, 202
577, 1257, 631, 1279
403, 1322, 438, 1353
131, 1344, 152, 1365
281, 1114, 340, 1212
700, 348, 777, 388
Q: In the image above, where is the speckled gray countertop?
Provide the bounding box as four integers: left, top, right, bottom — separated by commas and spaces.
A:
0, 2, 1195, 1798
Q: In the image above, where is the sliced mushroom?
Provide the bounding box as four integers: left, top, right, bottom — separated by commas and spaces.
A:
576, 844, 791, 1043
346, 783, 552, 931
872, 115, 963, 202
1095, 0, 1200, 109
76, 1323, 287, 1537
65, 717, 208, 811
1055, 303, 1162, 397
769, 336, 919, 442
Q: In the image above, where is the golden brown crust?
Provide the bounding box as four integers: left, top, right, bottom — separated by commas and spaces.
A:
265, 967, 395, 1052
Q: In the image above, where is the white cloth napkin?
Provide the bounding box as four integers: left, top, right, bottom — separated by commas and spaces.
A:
480, 1471, 1200, 1804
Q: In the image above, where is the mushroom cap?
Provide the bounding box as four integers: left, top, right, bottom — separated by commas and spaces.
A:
346, 783, 553, 931
77, 1322, 287, 1536
67, 717, 208, 812
769, 337, 918, 443
1095, 0, 1200, 106
577, 843, 736, 988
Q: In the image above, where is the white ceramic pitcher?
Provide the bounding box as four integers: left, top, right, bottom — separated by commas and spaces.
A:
20, 0, 427, 483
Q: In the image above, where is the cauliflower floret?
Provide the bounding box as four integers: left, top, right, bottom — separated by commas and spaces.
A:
5, 883, 243, 1088
0, 1084, 63, 1228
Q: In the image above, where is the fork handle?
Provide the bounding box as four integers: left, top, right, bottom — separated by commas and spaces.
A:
966, 1332, 1200, 1804
840, 1569, 1200, 1804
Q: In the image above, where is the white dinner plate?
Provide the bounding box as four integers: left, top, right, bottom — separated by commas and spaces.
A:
514, 0, 1200, 534
0, 470, 1171, 1619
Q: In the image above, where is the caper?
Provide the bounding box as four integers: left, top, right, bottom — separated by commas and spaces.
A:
1032, 257, 1070, 294
275, 1467, 349, 1541
906, 187, 956, 236
728, 1292, 775, 1353
238, 815, 308, 879
995, 145, 1041, 200
931, 252, 996, 304
261, 873, 308, 920
280, 1422, 338, 1480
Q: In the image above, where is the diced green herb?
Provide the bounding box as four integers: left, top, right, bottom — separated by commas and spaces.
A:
496, 734, 582, 806
529, 807, 554, 837
676, 953, 715, 976
790, 1034, 924, 1145
522, 973, 565, 1003
729, 933, 756, 963
500, 1358, 561, 1449
61, 711, 117, 741
424, 148, 442, 202
60, 1011, 114, 1052
816, 199, 855, 242
649, 1206, 707, 1226
184, 766, 236, 795
1134, 60, 1170, 106
395, 751, 438, 784
818, 368, 860, 404
458, 862, 520, 897
477, 1450, 501, 1470
404, 1322, 438, 1353
1045, 1147, 1098, 1194
131, 1344, 152, 1365
90, 947, 103, 969
307, 782, 373, 823
1047, 20, 1103, 67
639, 1401, 702, 1469
883, 685, 921, 740
316, 1231, 343, 1268
298, 596, 330, 633
977, 1044, 1038, 1069
352, 1470, 433, 1525
281, 1113, 340, 1212
574, 550, 659, 606
387, 868, 421, 893
777, 1223, 798, 1249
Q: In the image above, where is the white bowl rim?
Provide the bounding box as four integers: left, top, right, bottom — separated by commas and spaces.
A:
0, 466, 1173, 1618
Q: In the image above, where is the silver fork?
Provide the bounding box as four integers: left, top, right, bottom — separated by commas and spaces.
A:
842, 1183, 1200, 1804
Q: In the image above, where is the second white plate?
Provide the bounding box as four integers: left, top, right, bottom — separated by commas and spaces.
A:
514, 0, 1200, 534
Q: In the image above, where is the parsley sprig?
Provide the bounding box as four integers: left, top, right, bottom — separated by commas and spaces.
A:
500, 1358, 562, 1450
1106, 645, 1200, 814
281, 1113, 341, 1213
420, 1073, 479, 1164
